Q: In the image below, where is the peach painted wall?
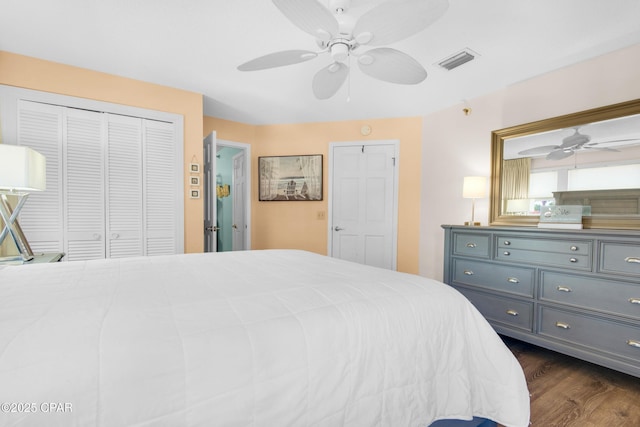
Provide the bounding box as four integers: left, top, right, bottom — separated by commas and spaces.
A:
204, 116, 423, 274
420, 43, 640, 280
0, 51, 204, 253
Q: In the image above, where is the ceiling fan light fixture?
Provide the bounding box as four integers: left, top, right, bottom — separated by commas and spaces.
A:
328, 62, 342, 73
330, 42, 350, 62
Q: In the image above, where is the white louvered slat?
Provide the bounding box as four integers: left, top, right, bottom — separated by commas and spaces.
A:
144, 119, 177, 256
63, 109, 105, 261
16, 100, 64, 254
106, 114, 143, 258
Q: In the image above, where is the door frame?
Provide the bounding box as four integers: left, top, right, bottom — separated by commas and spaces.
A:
327, 140, 400, 269
204, 134, 251, 251
231, 150, 247, 251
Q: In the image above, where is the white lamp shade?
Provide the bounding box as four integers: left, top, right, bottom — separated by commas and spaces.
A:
0, 144, 46, 192
462, 176, 487, 199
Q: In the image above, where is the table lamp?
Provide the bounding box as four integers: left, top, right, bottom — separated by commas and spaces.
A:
0, 144, 46, 261
463, 176, 486, 226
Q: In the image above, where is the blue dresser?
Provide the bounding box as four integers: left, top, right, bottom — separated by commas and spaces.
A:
442, 225, 640, 378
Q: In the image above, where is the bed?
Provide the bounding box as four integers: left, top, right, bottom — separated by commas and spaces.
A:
0, 249, 529, 426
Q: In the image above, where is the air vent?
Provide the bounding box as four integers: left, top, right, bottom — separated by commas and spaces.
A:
438, 49, 477, 71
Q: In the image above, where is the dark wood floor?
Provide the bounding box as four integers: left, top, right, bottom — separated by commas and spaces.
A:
499, 336, 640, 427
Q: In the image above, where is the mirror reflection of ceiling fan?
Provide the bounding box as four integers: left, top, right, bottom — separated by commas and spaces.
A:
237, 0, 449, 99
517, 127, 639, 160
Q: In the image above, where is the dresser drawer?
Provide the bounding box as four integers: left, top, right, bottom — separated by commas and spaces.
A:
496, 247, 591, 270
452, 259, 534, 297
539, 306, 640, 363
457, 287, 533, 332
599, 242, 640, 278
541, 271, 640, 320
453, 232, 490, 258
497, 236, 591, 256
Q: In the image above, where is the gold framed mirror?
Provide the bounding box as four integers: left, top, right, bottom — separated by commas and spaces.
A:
490, 98, 640, 229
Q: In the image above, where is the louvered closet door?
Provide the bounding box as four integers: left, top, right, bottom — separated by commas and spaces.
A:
16, 101, 64, 253
144, 119, 177, 255
63, 108, 106, 261
106, 114, 143, 258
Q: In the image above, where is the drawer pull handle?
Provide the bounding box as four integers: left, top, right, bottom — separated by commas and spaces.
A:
570, 245, 578, 251
506, 309, 519, 316
569, 258, 578, 263
627, 340, 640, 348
625, 257, 640, 264
503, 240, 511, 246
556, 286, 572, 293
503, 251, 511, 256
507, 277, 520, 284
463, 270, 474, 276
629, 298, 640, 305
555, 322, 571, 330
466, 243, 477, 248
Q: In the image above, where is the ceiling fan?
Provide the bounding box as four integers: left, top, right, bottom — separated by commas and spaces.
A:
237, 0, 449, 99
517, 127, 638, 161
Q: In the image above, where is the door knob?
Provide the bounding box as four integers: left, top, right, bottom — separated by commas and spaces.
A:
334, 226, 344, 231
232, 224, 238, 230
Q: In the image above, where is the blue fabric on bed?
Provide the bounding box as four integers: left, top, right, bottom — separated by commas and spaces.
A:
429, 417, 497, 427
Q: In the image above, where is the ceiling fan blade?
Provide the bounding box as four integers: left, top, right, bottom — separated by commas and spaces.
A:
583, 146, 620, 152
517, 145, 560, 156
353, 0, 449, 46
272, 0, 339, 41
546, 149, 574, 160
312, 62, 349, 100
357, 48, 427, 84
238, 50, 318, 71
586, 138, 640, 146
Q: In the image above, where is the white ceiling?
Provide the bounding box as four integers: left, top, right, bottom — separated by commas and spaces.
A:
2, 0, 639, 125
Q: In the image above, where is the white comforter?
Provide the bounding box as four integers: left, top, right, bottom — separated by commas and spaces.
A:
0, 250, 529, 427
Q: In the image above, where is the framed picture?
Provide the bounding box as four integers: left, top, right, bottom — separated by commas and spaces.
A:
190, 176, 200, 186
189, 163, 200, 173
190, 189, 200, 199
259, 154, 323, 201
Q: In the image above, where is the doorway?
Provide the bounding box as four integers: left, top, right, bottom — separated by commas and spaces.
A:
203, 132, 251, 252
328, 140, 399, 270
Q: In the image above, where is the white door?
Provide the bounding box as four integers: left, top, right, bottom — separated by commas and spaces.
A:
330, 141, 398, 270
203, 132, 217, 252
232, 150, 246, 250
63, 108, 106, 261
106, 114, 143, 258
16, 100, 64, 254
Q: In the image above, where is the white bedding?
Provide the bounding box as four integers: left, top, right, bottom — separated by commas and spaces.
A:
0, 250, 529, 427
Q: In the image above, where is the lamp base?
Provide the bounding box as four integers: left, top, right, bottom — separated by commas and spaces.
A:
464, 221, 481, 226
0, 192, 35, 261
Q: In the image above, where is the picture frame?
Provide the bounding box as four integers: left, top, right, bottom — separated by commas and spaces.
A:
190, 176, 200, 186
259, 154, 323, 201
190, 189, 200, 199
189, 163, 200, 173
